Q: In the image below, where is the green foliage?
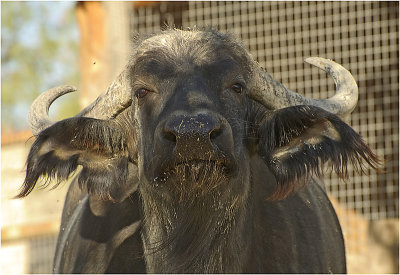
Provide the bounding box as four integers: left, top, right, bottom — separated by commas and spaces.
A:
1, 2, 80, 132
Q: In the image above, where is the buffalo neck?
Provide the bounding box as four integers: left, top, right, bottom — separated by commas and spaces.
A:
138, 177, 254, 273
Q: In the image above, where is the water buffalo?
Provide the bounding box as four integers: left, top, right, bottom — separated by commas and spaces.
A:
19, 29, 379, 273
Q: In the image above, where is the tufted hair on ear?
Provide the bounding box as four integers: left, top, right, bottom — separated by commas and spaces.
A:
17, 116, 138, 201
257, 105, 381, 200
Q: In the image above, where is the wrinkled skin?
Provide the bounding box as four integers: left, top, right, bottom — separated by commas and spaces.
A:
20, 29, 380, 273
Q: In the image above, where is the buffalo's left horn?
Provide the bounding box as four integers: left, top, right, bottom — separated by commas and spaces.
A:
28, 86, 77, 136
28, 69, 132, 136
250, 57, 358, 116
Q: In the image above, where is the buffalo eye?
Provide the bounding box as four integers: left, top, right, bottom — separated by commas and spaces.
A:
231, 83, 243, 94
135, 88, 150, 99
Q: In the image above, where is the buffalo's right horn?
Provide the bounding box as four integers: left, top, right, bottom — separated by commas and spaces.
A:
250, 57, 358, 116
28, 69, 132, 136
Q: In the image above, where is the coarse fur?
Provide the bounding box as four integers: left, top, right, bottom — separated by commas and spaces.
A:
19, 28, 380, 273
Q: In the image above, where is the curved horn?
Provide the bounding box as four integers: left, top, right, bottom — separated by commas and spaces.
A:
250, 57, 358, 116
28, 69, 132, 136
29, 86, 77, 136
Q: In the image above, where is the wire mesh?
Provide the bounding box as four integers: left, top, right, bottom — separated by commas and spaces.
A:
1, 234, 58, 274
28, 234, 58, 274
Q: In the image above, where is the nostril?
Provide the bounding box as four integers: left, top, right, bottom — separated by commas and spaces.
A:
209, 127, 222, 140
163, 129, 177, 143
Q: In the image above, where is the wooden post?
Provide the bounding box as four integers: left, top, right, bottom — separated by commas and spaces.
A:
76, 1, 132, 108
104, 2, 132, 81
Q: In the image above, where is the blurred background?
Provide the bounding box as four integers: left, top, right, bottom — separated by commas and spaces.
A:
1, 1, 398, 274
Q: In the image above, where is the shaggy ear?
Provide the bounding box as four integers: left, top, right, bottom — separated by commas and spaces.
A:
258, 105, 381, 200
18, 117, 138, 201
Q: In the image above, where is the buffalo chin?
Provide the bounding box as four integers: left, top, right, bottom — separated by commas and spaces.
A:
154, 160, 232, 202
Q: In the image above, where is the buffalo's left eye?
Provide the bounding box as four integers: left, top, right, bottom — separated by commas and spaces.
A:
231, 83, 243, 94
135, 88, 150, 99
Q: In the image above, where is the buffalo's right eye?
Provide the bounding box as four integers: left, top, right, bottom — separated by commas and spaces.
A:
135, 88, 150, 99
231, 83, 243, 94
